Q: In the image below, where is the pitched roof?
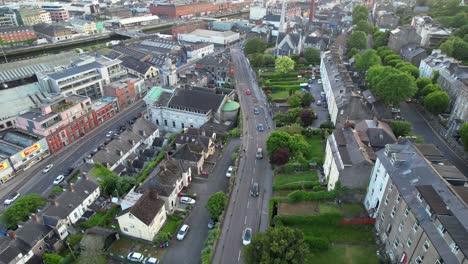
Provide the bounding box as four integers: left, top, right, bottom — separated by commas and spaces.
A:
16, 219, 52, 248
128, 190, 165, 226
0, 236, 31, 264
355, 120, 397, 148
120, 56, 154, 75
416, 185, 451, 215
171, 144, 202, 162
168, 89, 224, 114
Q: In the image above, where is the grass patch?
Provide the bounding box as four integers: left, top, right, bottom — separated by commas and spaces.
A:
309, 245, 379, 264
160, 215, 183, 236
342, 203, 365, 218
80, 206, 119, 229
278, 201, 320, 216
274, 171, 318, 186
305, 135, 324, 163
318, 204, 342, 215
269, 90, 290, 101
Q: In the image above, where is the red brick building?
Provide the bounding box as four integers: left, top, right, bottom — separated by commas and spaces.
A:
92, 97, 118, 124
0, 26, 37, 43
104, 78, 141, 110
172, 20, 206, 40
150, 2, 245, 19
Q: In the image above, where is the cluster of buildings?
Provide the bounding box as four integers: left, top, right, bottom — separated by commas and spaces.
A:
149, 1, 246, 19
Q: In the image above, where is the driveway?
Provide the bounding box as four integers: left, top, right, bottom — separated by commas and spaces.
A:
162, 138, 240, 264
309, 80, 329, 127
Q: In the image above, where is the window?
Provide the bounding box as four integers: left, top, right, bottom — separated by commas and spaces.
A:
425, 205, 434, 217
417, 192, 423, 202
404, 207, 409, 217
406, 238, 412, 247
123, 227, 128, 232
396, 195, 401, 204
393, 237, 400, 248
385, 196, 389, 205
156, 119, 159, 125
164, 120, 167, 126
129, 214, 134, 219
172, 121, 176, 127
391, 207, 396, 218
413, 222, 420, 233
389, 184, 393, 192
398, 222, 404, 232
451, 242, 459, 254
435, 257, 445, 264
415, 256, 423, 264
181, 122, 184, 129
423, 240, 430, 251
437, 224, 446, 235
73, 212, 78, 218
380, 213, 385, 221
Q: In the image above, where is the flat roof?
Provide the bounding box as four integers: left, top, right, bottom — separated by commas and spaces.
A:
188, 29, 238, 38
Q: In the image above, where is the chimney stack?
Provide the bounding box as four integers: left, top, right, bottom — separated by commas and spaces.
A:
53, 199, 59, 206
70, 185, 75, 192
7, 231, 16, 239
31, 213, 40, 222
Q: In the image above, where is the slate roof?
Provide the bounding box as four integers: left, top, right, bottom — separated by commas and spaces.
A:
437, 215, 468, 258
120, 56, 154, 75
171, 144, 202, 162
48, 61, 101, 80
168, 89, 224, 114
0, 236, 31, 264
277, 33, 301, 47
113, 46, 150, 61
16, 219, 52, 248
416, 185, 452, 215
128, 190, 165, 226
355, 120, 397, 148
42, 177, 98, 220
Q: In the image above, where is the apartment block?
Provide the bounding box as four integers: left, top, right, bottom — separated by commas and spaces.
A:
364, 140, 468, 263
38, 56, 126, 99
42, 4, 69, 22
16, 94, 98, 154
0, 8, 18, 27
411, 16, 451, 48
92, 97, 118, 124
0, 26, 37, 43
104, 78, 143, 109
15, 8, 43, 26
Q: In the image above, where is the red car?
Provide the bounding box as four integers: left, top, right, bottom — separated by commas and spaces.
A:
245, 89, 251, 95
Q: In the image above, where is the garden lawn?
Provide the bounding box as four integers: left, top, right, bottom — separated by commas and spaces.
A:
318, 203, 365, 217
269, 90, 290, 101
160, 215, 183, 236
306, 135, 324, 163
309, 245, 379, 264
274, 171, 318, 187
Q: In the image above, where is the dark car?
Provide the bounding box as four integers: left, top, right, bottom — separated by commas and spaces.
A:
254, 108, 260, 115
257, 124, 264, 132
250, 182, 259, 197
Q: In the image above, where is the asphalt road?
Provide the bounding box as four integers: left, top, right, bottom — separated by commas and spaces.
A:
162, 139, 240, 264
212, 48, 274, 263
400, 102, 468, 175
309, 80, 330, 127
0, 100, 146, 208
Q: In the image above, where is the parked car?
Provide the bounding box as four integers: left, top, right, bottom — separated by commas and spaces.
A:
208, 218, 216, 229
4, 192, 20, 205
127, 252, 144, 262
316, 100, 322, 106
180, 196, 196, 204
177, 224, 190, 240
391, 108, 401, 113
250, 182, 259, 197
42, 164, 54, 173
242, 228, 252, 246
318, 79, 322, 84
245, 89, 251, 95
254, 107, 259, 115
226, 166, 234, 177
106, 131, 113, 137
257, 124, 264, 132
53, 175, 65, 185
143, 257, 159, 264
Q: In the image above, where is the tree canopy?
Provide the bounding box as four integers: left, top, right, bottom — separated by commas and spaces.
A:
303, 48, 321, 65
266, 130, 293, 155
439, 37, 468, 63
354, 49, 381, 73
300, 92, 314, 108
420, 84, 443, 97
205, 191, 227, 220
352, 5, 369, 25
93, 163, 135, 196
373, 30, 390, 48
355, 20, 374, 34
424, 91, 450, 115
416, 77, 433, 91
243, 227, 309, 264
275, 56, 295, 75
347, 31, 367, 50
4, 194, 46, 228
244, 37, 266, 55
367, 65, 417, 105
390, 120, 412, 138
460, 123, 468, 151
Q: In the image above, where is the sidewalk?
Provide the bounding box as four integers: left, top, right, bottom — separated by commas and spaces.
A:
0, 100, 144, 200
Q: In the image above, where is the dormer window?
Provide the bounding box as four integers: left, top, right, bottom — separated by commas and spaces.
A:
417, 192, 423, 202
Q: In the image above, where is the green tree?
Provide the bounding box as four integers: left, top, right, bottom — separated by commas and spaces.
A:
421, 84, 443, 97
454, 24, 468, 38
244, 37, 266, 55
355, 20, 373, 34
275, 56, 295, 75
3, 194, 46, 228
278, 124, 304, 135
303, 48, 320, 65
266, 130, 292, 155
44, 253, 64, 264
366, 65, 399, 88
243, 227, 309, 264
450, 12, 468, 28
390, 120, 412, 138
248, 53, 265, 67
348, 47, 359, 58
459, 123, 468, 151
205, 191, 227, 220
397, 63, 419, 78
376, 47, 395, 59
300, 109, 315, 127
374, 71, 417, 105
416, 77, 433, 91
383, 54, 401, 65
300, 92, 314, 107
352, 5, 369, 24
424, 91, 450, 114
94, 163, 136, 196
373, 30, 390, 48
288, 95, 301, 107
347, 31, 367, 50
263, 54, 275, 66
355, 49, 381, 73
440, 37, 468, 62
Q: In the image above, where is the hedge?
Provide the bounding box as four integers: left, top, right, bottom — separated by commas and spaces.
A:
287, 190, 337, 203
305, 237, 331, 251
272, 181, 320, 191
274, 213, 343, 226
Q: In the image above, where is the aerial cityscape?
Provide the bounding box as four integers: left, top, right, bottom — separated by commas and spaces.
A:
0, 0, 467, 263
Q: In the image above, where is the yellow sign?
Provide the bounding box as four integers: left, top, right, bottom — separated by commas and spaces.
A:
0, 162, 7, 171
21, 144, 40, 158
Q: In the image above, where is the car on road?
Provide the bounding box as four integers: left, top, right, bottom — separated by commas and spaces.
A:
242, 228, 252, 246
143, 257, 159, 264
391, 108, 401, 113
257, 124, 264, 132
320, 91, 325, 97
226, 166, 233, 177
4, 192, 20, 205
53, 175, 65, 185
106, 131, 113, 137
42, 164, 54, 173
245, 89, 251, 95
208, 218, 216, 229
250, 182, 259, 197
127, 252, 144, 262
180, 196, 196, 205
254, 107, 259, 115
318, 79, 322, 84
316, 100, 322, 106
177, 224, 190, 240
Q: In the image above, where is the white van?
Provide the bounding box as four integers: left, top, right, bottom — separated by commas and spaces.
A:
256, 148, 263, 159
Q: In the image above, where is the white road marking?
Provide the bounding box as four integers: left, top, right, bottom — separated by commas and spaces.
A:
244, 216, 247, 224
238, 250, 241, 262
247, 200, 250, 208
